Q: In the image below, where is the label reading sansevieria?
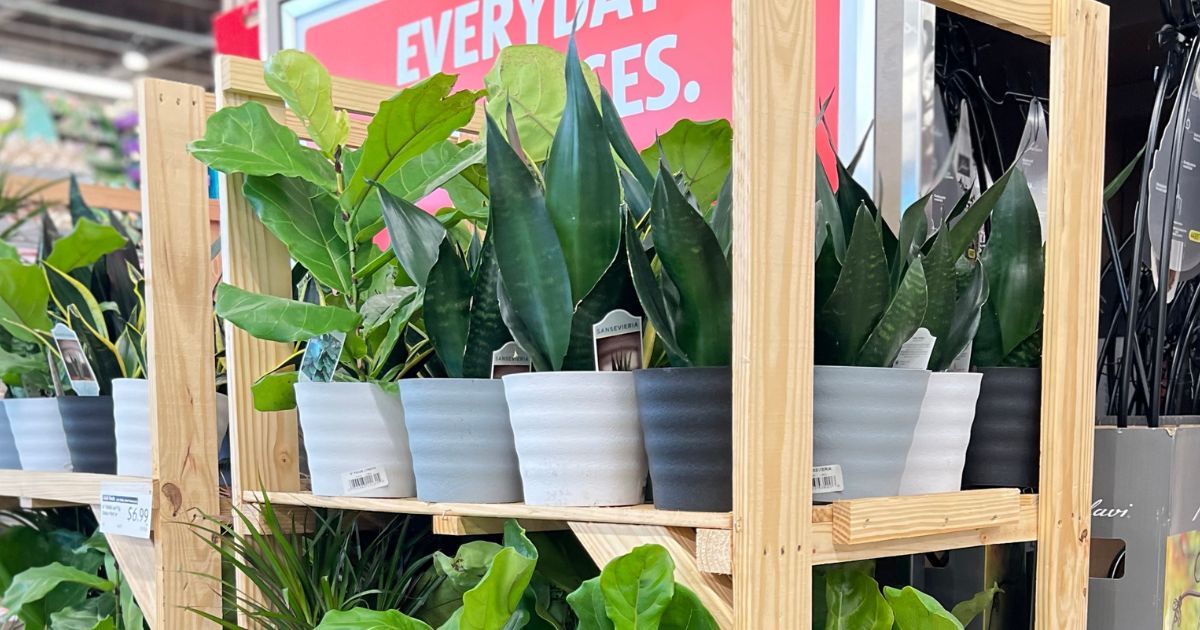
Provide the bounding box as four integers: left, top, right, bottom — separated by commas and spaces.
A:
342, 465, 389, 494
892, 328, 937, 370
813, 465, 845, 495
592, 309, 643, 371
491, 341, 531, 378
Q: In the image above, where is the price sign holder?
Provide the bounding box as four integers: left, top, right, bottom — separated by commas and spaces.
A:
99, 482, 153, 539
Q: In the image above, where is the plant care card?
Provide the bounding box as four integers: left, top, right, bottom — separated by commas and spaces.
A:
51, 323, 99, 396
592, 310, 643, 371
893, 328, 936, 370
299, 331, 345, 383
491, 341, 531, 378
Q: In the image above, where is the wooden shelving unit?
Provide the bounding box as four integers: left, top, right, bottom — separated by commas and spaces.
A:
0, 79, 223, 629
217, 0, 1109, 627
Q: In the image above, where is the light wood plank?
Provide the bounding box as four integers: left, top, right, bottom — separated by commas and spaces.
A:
3, 175, 141, 213
732, 0, 815, 627
431, 515, 568, 536
569, 522, 734, 629
0, 471, 148, 503
926, 0, 1053, 42
139, 78, 223, 628
1036, 1, 1108, 629
695, 529, 733, 575
104, 532, 159, 630
242, 491, 733, 530
831, 489, 1021, 545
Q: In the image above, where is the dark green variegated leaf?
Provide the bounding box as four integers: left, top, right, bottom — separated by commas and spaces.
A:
895, 194, 931, 277
920, 231, 957, 349
562, 241, 637, 371
814, 224, 842, 312
378, 185, 447, 289
980, 168, 1043, 358
187, 101, 335, 190
625, 215, 685, 363
0, 259, 51, 341
215, 283, 360, 343
836, 159, 878, 234
496, 276, 552, 373
601, 88, 654, 194
544, 38, 622, 304
825, 568, 893, 630
67, 306, 124, 392
648, 163, 730, 367
243, 174, 351, 293
640, 119, 732, 212
1000, 328, 1041, 368
67, 176, 103, 224
928, 259, 988, 372
972, 302, 1004, 367
816, 158, 845, 262
600, 545, 675, 630
45, 264, 106, 336
856, 257, 928, 367
486, 114, 573, 371
252, 371, 299, 412
620, 169, 652, 224
426, 238, 472, 378
885, 586, 963, 630
708, 172, 732, 257
815, 207, 890, 366
344, 74, 482, 211
463, 238, 512, 379
263, 49, 349, 158
45, 219, 127, 274
948, 166, 1020, 258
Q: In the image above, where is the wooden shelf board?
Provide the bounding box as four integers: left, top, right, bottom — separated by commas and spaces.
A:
0, 470, 150, 504
241, 491, 734, 530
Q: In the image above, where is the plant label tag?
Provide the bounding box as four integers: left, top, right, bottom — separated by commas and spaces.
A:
892, 328, 936, 370
491, 341, 531, 378
592, 309, 643, 371
949, 341, 973, 373
299, 332, 345, 383
51, 323, 99, 396
98, 483, 152, 539
342, 465, 389, 494
812, 465, 845, 495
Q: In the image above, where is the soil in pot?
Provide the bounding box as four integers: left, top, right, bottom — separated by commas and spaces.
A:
294, 381, 416, 498
961, 367, 1042, 490
898, 371, 983, 495
400, 378, 523, 503
6, 398, 72, 472
59, 396, 118, 474
633, 366, 731, 512
813, 366, 929, 500
503, 371, 647, 507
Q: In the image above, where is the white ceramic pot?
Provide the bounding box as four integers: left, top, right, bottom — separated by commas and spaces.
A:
813, 366, 929, 500
294, 382, 415, 498
503, 372, 647, 507
400, 379, 523, 503
112, 378, 231, 477
0, 403, 22, 469
6, 398, 72, 472
898, 372, 984, 495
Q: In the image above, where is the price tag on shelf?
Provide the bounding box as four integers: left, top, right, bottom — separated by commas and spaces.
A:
98, 483, 152, 539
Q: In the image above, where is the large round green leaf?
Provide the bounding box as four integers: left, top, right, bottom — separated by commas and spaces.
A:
640, 120, 732, 213
884, 586, 963, 630
599, 545, 675, 630
214, 283, 360, 343
187, 102, 335, 191
0, 259, 51, 341
243, 175, 351, 294
264, 49, 350, 158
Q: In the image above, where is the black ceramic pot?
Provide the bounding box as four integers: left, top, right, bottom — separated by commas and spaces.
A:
59, 396, 117, 474
633, 367, 732, 512
961, 367, 1041, 490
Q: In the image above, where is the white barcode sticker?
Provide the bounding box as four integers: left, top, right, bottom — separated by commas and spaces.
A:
812, 465, 845, 494
341, 466, 389, 494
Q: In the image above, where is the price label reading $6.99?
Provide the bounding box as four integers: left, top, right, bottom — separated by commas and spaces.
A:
98, 483, 153, 539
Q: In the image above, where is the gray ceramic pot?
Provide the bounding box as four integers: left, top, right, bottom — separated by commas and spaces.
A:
813, 366, 930, 500
6, 398, 71, 471
633, 367, 731, 512
400, 378, 523, 503
961, 367, 1042, 490
112, 378, 231, 477
59, 396, 117, 474
0, 403, 22, 469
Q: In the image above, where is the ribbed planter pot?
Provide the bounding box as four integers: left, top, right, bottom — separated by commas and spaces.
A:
6, 398, 72, 472
633, 367, 731, 512
59, 396, 117, 474
503, 372, 647, 507
0, 403, 22, 469
400, 378, 523, 503
898, 371, 984, 495
112, 378, 231, 477
961, 367, 1042, 490
813, 366, 929, 500
294, 382, 416, 498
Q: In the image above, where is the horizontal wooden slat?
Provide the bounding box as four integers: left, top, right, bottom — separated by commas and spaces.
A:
5, 175, 141, 213
432, 515, 568, 536
242, 491, 733, 529
0, 470, 149, 504
926, 0, 1052, 42
831, 489, 1021, 545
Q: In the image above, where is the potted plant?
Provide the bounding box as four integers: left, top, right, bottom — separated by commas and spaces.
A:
0, 316, 54, 471
485, 40, 646, 507
962, 169, 1044, 490
380, 190, 523, 503
190, 50, 482, 498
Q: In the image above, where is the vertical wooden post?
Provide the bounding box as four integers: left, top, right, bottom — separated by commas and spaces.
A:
139, 78, 222, 628
731, 0, 816, 628
1037, 0, 1108, 628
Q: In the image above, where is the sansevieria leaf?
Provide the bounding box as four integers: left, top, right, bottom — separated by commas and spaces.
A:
856, 257, 928, 367
462, 238, 512, 379
215, 283, 360, 343
601, 88, 654, 195
263, 49, 350, 158
187, 102, 336, 191
815, 206, 890, 366
928, 259, 989, 371
45, 263, 107, 336
243, 175, 351, 294
979, 168, 1043, 358
425, 238, 473, 378
626, 216, 684, 363
543, 38, 621, 303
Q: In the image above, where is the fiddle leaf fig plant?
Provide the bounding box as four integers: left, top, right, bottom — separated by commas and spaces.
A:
188, 50, 486, 405
816, 562, 998, 630
566, 544, 719, 630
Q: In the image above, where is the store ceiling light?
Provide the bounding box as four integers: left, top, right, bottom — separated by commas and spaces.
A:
0, 58, 134, 100
121, 50, 150, 73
